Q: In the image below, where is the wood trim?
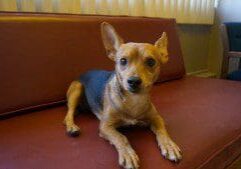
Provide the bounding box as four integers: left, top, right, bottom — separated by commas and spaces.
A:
228, 51, 241, 58
220, 24, 230, 79
226, 155, 241, 169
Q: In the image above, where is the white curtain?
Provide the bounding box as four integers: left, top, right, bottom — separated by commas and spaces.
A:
0, 0, 216, 24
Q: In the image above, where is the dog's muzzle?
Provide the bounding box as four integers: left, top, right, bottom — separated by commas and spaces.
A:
127, 76, 142, 93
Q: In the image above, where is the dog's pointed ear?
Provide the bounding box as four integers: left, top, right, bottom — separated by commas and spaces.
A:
101, 22, 123, 61
154, 32, 169, 64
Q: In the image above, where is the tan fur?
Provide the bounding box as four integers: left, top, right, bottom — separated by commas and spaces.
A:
63, 81, 83, 135
64, 22, 182, 169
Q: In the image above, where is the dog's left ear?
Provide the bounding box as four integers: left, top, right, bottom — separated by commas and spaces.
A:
154, 32, 169, 64
101, 22, 123, 61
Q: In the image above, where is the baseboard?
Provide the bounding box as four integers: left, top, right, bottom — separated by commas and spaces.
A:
187, 69, 217, 78
187, 69, 208, 76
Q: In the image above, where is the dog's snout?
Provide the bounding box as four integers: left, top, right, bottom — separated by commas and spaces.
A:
127, 77, 142, 88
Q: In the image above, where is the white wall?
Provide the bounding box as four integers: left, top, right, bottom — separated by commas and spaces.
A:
218, 0, 241, 22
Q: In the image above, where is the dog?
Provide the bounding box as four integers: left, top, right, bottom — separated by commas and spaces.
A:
63, 22, 182, 169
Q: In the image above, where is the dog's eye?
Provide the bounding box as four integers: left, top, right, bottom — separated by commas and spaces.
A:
146, 58, 156, 67
120, 58, 128, 66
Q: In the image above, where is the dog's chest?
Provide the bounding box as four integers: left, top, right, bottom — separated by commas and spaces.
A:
123, 94, 148, 115
121, 118, 148, 127
118, 95, 150, 126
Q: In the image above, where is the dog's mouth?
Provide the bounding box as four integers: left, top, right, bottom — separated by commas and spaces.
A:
128, 86, 141, 93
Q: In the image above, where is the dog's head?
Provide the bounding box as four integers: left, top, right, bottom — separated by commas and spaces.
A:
101, 22, 169, 94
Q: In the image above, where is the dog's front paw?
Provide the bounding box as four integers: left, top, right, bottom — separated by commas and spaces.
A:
118, 147, 140, 169
66, 124, 80, 137
158, 136, 182, 162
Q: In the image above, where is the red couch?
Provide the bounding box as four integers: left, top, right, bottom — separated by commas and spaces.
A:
0, 13, 241, 169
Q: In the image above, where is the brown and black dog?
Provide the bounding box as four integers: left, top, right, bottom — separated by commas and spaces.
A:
63, 22, 182, 169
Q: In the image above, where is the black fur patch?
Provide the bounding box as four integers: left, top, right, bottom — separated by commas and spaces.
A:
78, 70, 114, 113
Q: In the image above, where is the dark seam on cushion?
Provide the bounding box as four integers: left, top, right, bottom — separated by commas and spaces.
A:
196, 132, 241, 169
0, 99, 66, 120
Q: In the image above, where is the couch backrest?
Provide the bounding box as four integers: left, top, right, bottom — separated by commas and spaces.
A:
0, 12, 185, 116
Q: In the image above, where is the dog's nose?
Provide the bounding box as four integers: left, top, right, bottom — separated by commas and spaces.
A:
127, 76, 142, 88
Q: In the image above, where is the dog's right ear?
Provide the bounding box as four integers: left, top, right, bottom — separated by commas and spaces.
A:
101, 22, 123, 61
155, 32, 169, 64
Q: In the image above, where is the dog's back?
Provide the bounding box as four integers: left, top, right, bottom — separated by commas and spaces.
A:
79, 70, 114, 114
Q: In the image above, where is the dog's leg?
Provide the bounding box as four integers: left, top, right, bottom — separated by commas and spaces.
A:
99, 121, 140, 169
63, 81, 83, 137
147, 104, 182, 162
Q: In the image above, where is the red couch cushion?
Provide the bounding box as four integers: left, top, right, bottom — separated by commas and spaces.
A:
0, 77, 240, 169
0, 13, 185, 116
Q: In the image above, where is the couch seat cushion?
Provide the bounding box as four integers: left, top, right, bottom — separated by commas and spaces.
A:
0, 77, 241, 169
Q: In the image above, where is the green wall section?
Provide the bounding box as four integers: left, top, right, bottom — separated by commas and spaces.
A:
178, 24, 211, 74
